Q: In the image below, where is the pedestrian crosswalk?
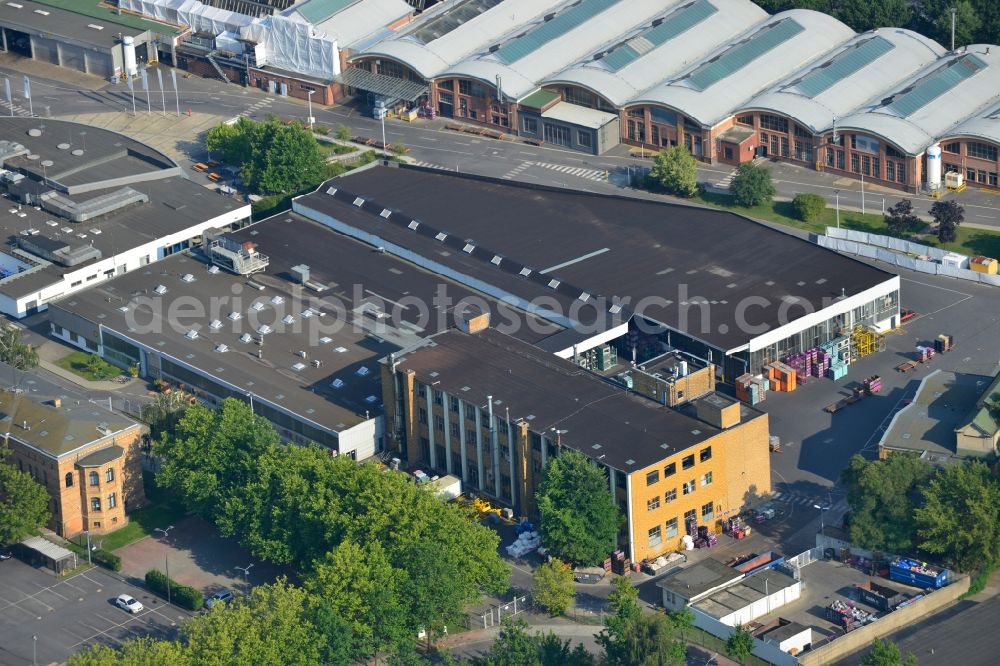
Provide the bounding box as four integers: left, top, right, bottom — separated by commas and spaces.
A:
771, 491, 837, 507
411, 160, 452, 171
238, 97, 273, 118
502, 161, 532, 180
714, 168, 737, 189
0, 99, 31, 117
533, 161, 607, 182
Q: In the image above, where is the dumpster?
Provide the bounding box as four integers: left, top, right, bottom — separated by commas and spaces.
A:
889, 559, 948, 589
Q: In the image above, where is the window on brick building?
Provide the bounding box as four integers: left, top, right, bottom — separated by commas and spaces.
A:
648, 525, 662, 548
664, 462, 676, 477
89, 471, 99, 486
418, 408, 428, 425
105, 468, 115, 483
65, 472, 73, 488
683, 479, 696, 495
665, 517, 679, 538
701, 472, 713, 487
646, 470, 660, 485
647, 496, 660, 511
942, 142, 960, 154
700, 446, 712, 462
967, 142, 998, 161
91, 497, 101, 511
108, 493, 117, 509
682, 454, 695, 470
701, 502, 714, 521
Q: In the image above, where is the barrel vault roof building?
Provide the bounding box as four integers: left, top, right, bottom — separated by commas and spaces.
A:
631, 9, 855, 128
543, 0, 769, 109
836, 44, 1000, 155
744, 27, 945, 134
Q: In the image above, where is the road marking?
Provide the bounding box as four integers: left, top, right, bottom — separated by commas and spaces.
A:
540, 248, 610, 274
533, 161, 606, 182
411, 160, 451, 171
502, 161, 532, 180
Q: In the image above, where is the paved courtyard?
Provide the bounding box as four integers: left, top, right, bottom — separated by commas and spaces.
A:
117, 516, 291, 597
0, 559, 190, 665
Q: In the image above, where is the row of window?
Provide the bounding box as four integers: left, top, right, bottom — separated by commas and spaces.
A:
943, 141, 999, 161
646, 447, 711, 486
64, 467, 115, 488
90, 493, 118, 512
944, 164, 999, 186
647, 503, 714, 548
646, 473, 713, 510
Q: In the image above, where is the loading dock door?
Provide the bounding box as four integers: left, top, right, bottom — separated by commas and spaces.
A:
31, 35, 59, 64
85, 51, 111, 79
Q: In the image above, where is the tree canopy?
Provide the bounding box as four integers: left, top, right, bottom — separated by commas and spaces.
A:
205, 117, 325, 195
532, 559, 575, 616
860, 638, 918, 666
598, 576, 691, 666
154, 399, 508, 659
0, 324, 38, 370
726, 625, 755, 666
730, 162, 776, 208
841, 454, 933, 553
930, 200, 964, 244
536, 450, 621, 565
885, 199, 921, 236
0, 444, 50, 545
649, 146, 699, 197
915, 460, 1000, 572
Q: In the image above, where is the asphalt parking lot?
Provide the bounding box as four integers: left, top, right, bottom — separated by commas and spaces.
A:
0, 559, 190, 665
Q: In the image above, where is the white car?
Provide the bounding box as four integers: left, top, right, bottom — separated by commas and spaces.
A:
116, 594, 144, 614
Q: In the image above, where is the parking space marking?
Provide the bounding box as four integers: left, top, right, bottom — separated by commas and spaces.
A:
70, 610, 153, 648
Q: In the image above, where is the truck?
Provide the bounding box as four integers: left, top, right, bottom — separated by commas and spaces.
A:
855, 580, 904, 612
889, 558, 948, 589
429, 474, 462, 500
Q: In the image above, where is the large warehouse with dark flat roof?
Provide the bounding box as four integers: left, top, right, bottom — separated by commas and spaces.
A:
293, 164, 900, 379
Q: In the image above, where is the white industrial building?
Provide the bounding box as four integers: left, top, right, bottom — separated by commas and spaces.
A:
0, 117, 249, 318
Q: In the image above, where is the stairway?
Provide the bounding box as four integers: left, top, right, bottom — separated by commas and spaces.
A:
205, 51, 230, 83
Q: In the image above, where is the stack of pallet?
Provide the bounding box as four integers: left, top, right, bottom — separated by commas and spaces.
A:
810, 348, 832, 378
735, 374, 769, 405
934, 334, 954, 353
917, 345, 936, 362
863, 375, 883, 394
851, 326, 877, 359
767, 362, 797, 392
784, 352, 811, 386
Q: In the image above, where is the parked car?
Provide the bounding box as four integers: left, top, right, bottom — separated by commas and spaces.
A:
205, 589, 234, 609
116, 594, 144, 614
0, 551, 12, 561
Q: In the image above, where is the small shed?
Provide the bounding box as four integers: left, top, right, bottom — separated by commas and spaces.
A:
18, 536, 77, 574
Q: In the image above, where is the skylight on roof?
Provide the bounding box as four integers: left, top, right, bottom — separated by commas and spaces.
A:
682, 18, 804, 91
787, 35, 895, 98
601, 0, 717, 71
494, 0, 623, 65
882, 53, 987, 117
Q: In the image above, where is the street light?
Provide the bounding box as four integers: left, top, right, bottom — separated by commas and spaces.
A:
32, 635, 36, 666
234, 563, 254, 598
306, 89, 315, 129
813, 504, 830, 534
833, 190, 841, 229
154, 525, 174, 605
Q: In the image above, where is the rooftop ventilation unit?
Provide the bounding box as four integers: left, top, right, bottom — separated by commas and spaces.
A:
291, 264, 310, 284
257, 324, 272, 335
204, 230, 269, 276
209, 319, 223, 329
185, 329, 199, 340
240, 333, 253, 343
181, 273, 195, 282
215, 343, 229, 353
153, 285, 168, 295
331, 378, 345, 389
228, 311, 242, 321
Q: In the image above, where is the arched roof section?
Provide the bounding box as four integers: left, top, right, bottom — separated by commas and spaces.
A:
836, 44, 1000, 155
743, 28, 944, 134
945, 102, 1000, 146
542, 0, 768, 108
628, 9, 854, 128
440, 0, 677, 101
352, 0, 566, 80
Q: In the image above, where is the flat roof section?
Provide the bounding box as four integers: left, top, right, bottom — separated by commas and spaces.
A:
294, 165, 896, 352
541, 101, 617, 129
0, 0, 178, 49
657, 558, 742, 599
878, 369, 993, 463
53, 213, 559, 434
392, 327, 741, 471
692, 568, 797, 619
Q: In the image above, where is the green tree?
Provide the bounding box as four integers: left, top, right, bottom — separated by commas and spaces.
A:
306, 539, 409, 662
861, 638, 918, 666
335, 123, 351, 141
537, 450, 621, 565
726, 624, 755, 666
182, 581, 323, 666
730, 162, 776, 207
792, 192, 826, 222
532, 559, 575, 616
930, 199, 963, 244
537, 633, 596, 666
473, 617, 542, 666
597, 576, 689, 666
0, 324, 38, 370
649, 146, 699, 197
155, 399, 279, 524
308, 599, 356, 666
205, 117, 325, 195
841, 454, 933, 553
915, 461, 1000, 572
68, 637, 189, 666
885, 199, 921, 236
919, 0, 981, 48
0, 445, 50, 545
835, 0, 911, 31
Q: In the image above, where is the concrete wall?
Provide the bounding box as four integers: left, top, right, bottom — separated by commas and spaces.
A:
693, 609, 798, 666
797, 574, 970, 666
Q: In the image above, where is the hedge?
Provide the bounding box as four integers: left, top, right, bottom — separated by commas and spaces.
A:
92, 549, 121, 571
145, 568, 204, 611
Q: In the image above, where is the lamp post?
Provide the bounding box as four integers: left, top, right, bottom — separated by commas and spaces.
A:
32, 634, 37, 666
833, 189, 841, 229
380, 110, 387, 154
84, 530, 92, 565
306, 89, 315, 129
235, 563, 254, 598
154, 525, 174, 605
813, 503, 830, 534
